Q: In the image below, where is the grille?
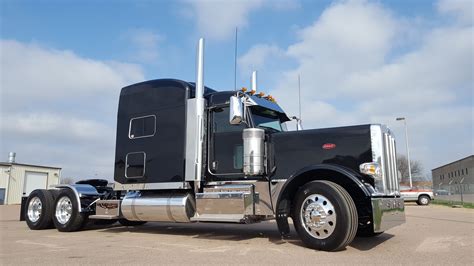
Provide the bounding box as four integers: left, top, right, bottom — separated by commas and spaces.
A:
370, 125, 400, 196
382, 130, 399, 195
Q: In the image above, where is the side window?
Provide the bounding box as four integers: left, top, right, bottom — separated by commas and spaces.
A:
211, 107, 246, 174
129, 115, 156, 139
212, 107, 245, 133
233, 145, 243, 169
125, 152, 146, 178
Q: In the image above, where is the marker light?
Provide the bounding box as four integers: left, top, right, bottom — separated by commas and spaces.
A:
241, 87, 247, 92
264, 95, 275, 102
249, 89, 256, 95
359, 162, 382, 180
258, 92, 265, 97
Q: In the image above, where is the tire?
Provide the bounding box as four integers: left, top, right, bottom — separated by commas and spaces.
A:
25, 189, 55, 230
49, 189, 61, 201
52, 189, 88, 232
417, 195, 431, 206
293, 180, 358, 251
118, 219, 147, 226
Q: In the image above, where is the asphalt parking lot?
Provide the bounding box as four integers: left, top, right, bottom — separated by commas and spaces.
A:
0, 204, 472, 265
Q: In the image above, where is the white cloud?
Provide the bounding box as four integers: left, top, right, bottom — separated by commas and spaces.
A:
2, 113, 114, 143
239, 0, 473, 174
122, 29, 164, 63
1, 40, 143, 111
186, 0, 265, 40
437, 0, 473, 25
238, 44, 286, 76
0, 40, 145, 179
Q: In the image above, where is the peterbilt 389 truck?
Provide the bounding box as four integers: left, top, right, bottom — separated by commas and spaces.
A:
23, 38, 404, 251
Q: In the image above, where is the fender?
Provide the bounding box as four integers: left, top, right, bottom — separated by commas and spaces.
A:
53, 184, 101, 212
274, 164, 373, 236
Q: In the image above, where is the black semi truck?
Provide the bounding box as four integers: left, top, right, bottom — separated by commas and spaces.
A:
23, 38, 404, 251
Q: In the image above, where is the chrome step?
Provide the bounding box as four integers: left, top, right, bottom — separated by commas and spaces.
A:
192, 184, 257, 223
89, 214, 119, 220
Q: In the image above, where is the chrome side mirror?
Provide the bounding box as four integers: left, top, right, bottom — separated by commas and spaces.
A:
229, 96, 244, 124
292, 116, 304, 131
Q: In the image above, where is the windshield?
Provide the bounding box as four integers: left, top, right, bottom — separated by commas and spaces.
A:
250, 106, 285, 132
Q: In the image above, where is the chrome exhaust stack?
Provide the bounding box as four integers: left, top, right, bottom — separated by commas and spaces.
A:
251, 70, 257, 92
184, 38, 206, 185
196, 38, 205, 100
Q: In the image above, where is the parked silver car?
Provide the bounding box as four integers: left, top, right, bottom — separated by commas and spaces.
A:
400, 186, 434, 205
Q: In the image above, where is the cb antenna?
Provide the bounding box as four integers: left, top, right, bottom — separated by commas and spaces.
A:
234, 27, 238, 91
298, 74, 302, 120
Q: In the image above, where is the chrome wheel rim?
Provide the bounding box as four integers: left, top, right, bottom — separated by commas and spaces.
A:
27, 197, 42, 223
300, 194, 336, 239
55, 196, 73, 224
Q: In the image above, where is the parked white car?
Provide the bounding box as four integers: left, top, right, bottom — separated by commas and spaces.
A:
400, 186, 434, 205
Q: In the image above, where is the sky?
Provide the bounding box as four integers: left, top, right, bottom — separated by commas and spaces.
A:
0, 0, 472, 181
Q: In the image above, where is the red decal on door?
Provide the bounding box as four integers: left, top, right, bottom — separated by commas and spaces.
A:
322, 143, 336, 150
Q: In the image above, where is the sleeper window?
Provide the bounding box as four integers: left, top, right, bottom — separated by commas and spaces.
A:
126, 152, 146, 178
129, 115, 156, 139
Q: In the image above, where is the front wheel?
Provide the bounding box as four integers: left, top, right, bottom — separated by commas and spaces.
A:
293, 180, 358, 251
417, 195, 431, 205
52, 189, 88, 232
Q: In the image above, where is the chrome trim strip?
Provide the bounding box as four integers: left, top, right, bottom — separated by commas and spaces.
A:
370, 125, 386, 194
113, 181, 191, 191
184, 98, 207, 183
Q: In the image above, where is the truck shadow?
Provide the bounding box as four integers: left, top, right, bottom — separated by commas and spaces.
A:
96, 221, 393, 251
350, 234, 394, 251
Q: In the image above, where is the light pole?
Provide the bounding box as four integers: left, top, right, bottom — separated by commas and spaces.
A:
396, 117, 413, 188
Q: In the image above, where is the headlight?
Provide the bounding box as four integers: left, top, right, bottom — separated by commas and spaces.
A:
360, 162, 382, 180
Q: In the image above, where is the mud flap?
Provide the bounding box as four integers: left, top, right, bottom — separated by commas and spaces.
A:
276, 199, 291, 237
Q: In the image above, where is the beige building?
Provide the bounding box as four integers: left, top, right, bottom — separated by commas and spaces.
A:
0, 160, 61, 205
432, 155, 473, 194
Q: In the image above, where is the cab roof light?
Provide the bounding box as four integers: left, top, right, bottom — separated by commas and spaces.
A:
241, 87, 247, 92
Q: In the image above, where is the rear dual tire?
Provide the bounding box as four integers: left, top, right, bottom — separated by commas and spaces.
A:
52, 189, 88, 232
293, 180, 358, 251
25, 189, 55, 230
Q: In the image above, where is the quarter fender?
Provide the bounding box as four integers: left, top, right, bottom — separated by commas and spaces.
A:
52, 184, 101, 212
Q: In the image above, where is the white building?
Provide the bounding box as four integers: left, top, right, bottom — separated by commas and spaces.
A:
0, 153, 61, 205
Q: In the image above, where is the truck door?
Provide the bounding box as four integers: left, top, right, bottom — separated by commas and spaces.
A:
208, 106, 247, 178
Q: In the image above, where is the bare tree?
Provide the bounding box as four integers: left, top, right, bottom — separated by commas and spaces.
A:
397, 155, 423, 183
60, 177, 75, 184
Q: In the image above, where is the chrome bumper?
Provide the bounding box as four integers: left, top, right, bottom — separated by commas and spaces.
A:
371, 197, 405, 233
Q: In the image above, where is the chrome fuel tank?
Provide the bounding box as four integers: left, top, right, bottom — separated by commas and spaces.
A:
121, 192, 195, 222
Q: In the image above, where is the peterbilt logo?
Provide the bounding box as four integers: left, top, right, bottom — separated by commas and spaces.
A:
322, 143, 336, 150
98, 203, 118, 209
